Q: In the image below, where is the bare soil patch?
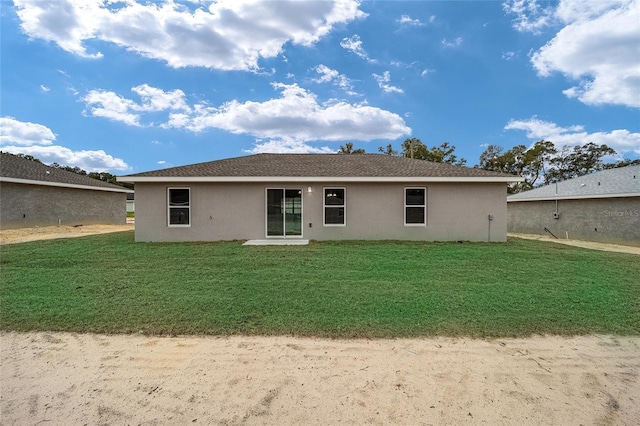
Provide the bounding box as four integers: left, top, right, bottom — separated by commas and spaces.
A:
1, 332, 638, 425
0, 224, 134, 245
509, 233, 640, 255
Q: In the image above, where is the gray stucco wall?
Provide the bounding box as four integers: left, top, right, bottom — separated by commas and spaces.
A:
134, 181, 507, 242
507, 197, 640, 246
0, 182, 127, 229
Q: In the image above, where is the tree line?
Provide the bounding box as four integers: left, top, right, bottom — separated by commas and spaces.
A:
339, 139, 639, 193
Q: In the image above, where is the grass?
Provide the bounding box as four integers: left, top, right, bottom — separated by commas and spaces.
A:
1, 231, 638, 338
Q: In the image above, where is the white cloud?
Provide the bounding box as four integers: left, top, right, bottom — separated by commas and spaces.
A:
40, 85, 50, 92
83, 82, 411, 144
157, 160, 166, 165
503, 0, 554, 33
373, 71, 404, 94
131, 84, 191, 112
312, 64, 358, 95
502, 51, 518, 61
166, 82, 411, 141
312, 64, 339, 84
83, 84, 191, 126
82, 90, 144, 126
397, 15, 425, 27
13, 0, 366, 71
441, 37, 463, 48
505, 0, 640, 108
0, 116, 128, 171
0, 116, 56, 145
340, 34, 376, 63
246, 138, 335, 154
505, 117, 640, 156
1, 145, 128, 171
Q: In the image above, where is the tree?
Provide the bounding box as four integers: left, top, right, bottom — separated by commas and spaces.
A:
603, 158, 640, 169
51, 162, 87, 175
477, 144, 504, 171
338, 142, 365, 154
15, 153, 42, 163
88, 171, 122, 186
377, 144, 398, 156
544, 142, 616, 184
400, 139, 466, 165
400, 138, 424, 159
477, 140, 556, 193
424, 141, 466, 166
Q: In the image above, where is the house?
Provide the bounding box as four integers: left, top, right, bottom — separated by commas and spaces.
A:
119, 154, 520, 243
0, 152, 131, 229
126, 192, 135, 214
507, 164, 640, 246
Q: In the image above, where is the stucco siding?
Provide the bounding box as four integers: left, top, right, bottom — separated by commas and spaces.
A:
134, 182, 507, 242
0, 182, 127, 229
507, 197, 640, 246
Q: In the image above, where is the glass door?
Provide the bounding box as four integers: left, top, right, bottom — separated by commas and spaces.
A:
266, 189, 302, 237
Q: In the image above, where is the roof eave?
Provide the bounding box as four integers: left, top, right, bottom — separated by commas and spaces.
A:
118, 176, 522, 183
508, 192, 640, 202
0, 177, 132, 193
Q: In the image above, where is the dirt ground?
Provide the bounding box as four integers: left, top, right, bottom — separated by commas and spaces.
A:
0, 224, 134, 245
1, 332, 638, 425
508, 233, 640, 255
2, 226, 639, 424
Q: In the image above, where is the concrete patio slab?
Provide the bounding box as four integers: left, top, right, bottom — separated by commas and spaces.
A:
243, 239, 310, 246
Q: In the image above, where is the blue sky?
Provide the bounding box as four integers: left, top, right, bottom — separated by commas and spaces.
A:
1, 0, 639, 174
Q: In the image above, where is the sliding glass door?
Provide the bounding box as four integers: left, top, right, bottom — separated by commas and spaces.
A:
266, 189, 302, 237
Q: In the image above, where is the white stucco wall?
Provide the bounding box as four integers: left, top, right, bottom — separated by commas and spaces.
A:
133, 181, 508, 242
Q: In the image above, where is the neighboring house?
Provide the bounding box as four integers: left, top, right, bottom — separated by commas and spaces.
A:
119, 153, 521, 243
126, 193, 135, 213
0, 152, 131, 229
507, 165, 640, 246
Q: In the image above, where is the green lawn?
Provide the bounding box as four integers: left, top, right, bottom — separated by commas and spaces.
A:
1, 231, 638, 338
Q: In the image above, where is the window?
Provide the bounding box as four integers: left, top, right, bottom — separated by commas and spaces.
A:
168, 187, 190, 226
405, 187, 426, 225
324, 187, 345, 226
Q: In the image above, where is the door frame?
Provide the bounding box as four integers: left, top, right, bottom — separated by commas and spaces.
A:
264, 188, 304, 239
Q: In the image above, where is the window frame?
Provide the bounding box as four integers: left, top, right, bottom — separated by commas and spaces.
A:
323, 187, 346, 227
167, 187, 191, 227
404, 187, 427, 226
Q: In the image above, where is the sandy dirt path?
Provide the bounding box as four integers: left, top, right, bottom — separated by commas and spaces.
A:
1, 332, 638, 425
509, 233, 640, 255
0, 224, 134, 245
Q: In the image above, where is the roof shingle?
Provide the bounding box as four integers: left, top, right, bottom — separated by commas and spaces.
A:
508, 164, 640, 201
0, 152, 129, 191
121, 153, 519, 180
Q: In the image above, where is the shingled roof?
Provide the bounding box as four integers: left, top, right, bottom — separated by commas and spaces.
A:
120, 154, 521, 182
0, 152, 130, 192
508, 164, 640, 201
